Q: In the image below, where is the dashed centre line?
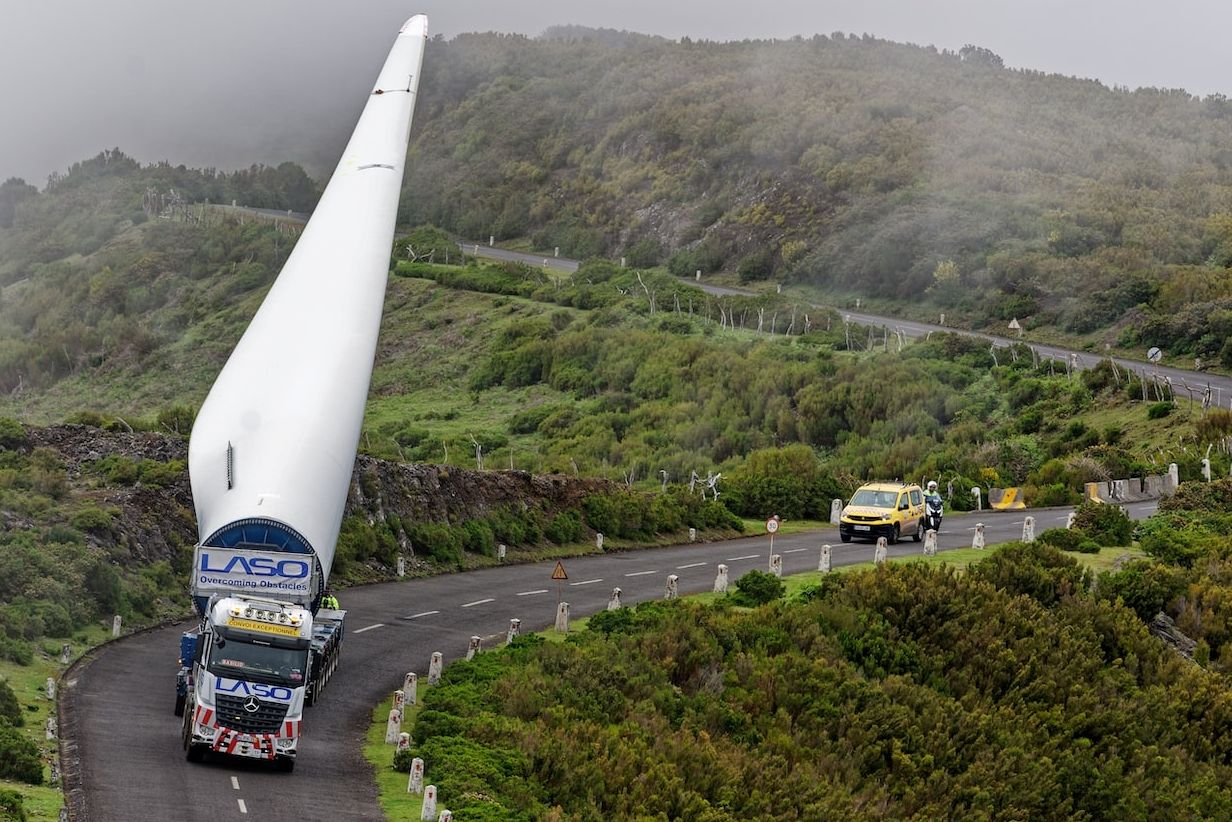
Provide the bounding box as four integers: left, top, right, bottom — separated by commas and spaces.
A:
783, 548, 808, 554
570, 578, 603, 586
676, 562, 708, 569
403, 610, 439, 620
238, 799, 248, 814
517, 589, 548, 596
462, 598, 495, 608
231, 777, 240, 790
624, 570, 658, 577
352, 623, 385, 634
726, 554, 760, 561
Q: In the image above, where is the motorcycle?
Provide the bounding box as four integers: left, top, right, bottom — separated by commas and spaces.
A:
921, 497, 943, 534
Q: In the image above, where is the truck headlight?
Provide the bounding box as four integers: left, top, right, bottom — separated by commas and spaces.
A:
277, 738, 295, 749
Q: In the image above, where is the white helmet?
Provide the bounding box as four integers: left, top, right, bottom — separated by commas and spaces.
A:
927, 480, 938, 491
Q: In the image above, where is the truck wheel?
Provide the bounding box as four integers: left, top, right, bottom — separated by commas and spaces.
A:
276, 757, 295, 773
183, 712, 204, 762
889, 525, 900, 545
173, 693, 186, 717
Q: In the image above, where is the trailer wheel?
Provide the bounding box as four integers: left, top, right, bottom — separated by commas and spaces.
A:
173, 693, 186, 717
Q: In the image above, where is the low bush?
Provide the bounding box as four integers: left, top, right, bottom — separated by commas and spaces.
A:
545, 510, 583, 544
1036, 528, 1088, 552
1071, 501, 1133, 546
730, 570, 785, 606
0, 724, 43, 784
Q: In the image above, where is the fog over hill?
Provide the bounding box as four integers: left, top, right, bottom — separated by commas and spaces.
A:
4, 1, 1232, 185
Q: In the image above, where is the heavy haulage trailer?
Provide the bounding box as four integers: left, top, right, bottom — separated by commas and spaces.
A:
175, 14, 428, 772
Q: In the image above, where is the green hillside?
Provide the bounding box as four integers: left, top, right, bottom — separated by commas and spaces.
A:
401, 29, 1232, 364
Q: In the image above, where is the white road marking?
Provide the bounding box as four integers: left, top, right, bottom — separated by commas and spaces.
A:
783, 548, 808, 554
726, 554, 760, 561
624, 570, 658, 577
462, 598, 495, 608
231, 777, 240, 790
353, 623, 385, 634
676, 562, 708, 569
238, 799, 248, 814
516, 589, 548, 596
570, 578, 603, 586
404, 611, 439, 620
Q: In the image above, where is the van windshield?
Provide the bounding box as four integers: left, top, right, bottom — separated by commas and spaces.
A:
850, 489, 897, 508
208, 638, 306, 687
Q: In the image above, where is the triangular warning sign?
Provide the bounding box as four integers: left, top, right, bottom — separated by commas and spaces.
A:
551, 561, 568, 581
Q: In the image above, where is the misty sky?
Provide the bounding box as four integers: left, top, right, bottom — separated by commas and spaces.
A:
3, 0, 1230, 185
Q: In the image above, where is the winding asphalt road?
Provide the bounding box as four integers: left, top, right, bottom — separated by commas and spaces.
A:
66, 503, 1157, 821
460, 240, 1229, 408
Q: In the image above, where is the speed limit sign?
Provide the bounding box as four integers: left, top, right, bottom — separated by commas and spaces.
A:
765, 516, 779, 534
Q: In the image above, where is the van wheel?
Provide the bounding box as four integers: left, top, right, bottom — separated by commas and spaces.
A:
840, 533, 851, 543
889, 525, 900, 545
911, 523, 922, 543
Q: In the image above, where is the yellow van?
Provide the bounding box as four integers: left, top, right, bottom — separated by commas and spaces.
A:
839, 482, 925, 544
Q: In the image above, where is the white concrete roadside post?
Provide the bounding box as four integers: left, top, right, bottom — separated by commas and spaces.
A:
403, 673, 418, 707
498, 543, 507, 561
506, 619, 521, 645
819, 545, 832, 573
874, 537, 888, 565
689, 527, 697, 542
393, 689, 405, 715
665, 575, 679, 600
112, 615, 122, 638
923, 530, 938, 556
608, 587, 623, 610
972, 487, 982, 511
397, 732, 410, 752
830, 499, 842, 525
555, 601, 570, 633
1022, 516, 1036, 543
466, 636, 481, 661
427, 652, 443, 685
439, 811, 453, 822
1203, 458, 1212, 482
973, 523, 986, 550
421, 785, 437, 821
45, 678, 55, 700
596, 533, 604, 551
714, 564, 729, 593
397, 556, 405, 577
407, 757, 425, 794
60, 643, 70, 664
46, 716, 56, 740
1066, 511, 1077, 529
769, 554, 783, 577
385, 706, 402, 744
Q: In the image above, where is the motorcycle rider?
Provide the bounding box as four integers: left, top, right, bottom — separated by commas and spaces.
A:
923, 480, 944, 532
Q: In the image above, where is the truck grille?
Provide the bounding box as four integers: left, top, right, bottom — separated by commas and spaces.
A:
214, 694, 288, 734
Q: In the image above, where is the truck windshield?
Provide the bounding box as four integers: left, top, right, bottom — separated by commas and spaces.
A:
208, 638, 307, 687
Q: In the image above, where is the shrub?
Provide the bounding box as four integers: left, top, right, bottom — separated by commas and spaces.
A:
1036, 528, 1088, 552
0, 679, 20, 727
545, 510, 583, 545
0, 724, 43, 784
71, 506, 113, 534
969, 542, 1091, 606
461, 519, 496, 556
1140, 527, 1210, 567
0, 788, 26, 822
1098, 560, 1185, 621
586, 607, 638, 636
0, 419, 26, 451
407, 523, 464, 568
730, 570, 785, 606
1071, 502, 1133, 547
1147, 401, 1174, 419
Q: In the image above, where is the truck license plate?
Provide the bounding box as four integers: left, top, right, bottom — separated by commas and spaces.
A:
854, 525, 871, 531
